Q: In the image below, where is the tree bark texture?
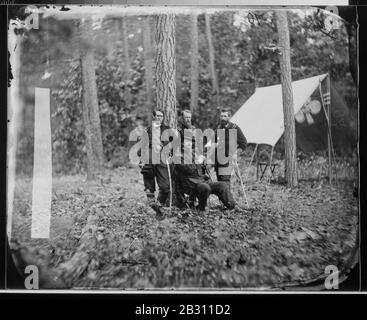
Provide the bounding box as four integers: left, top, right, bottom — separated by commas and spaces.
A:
155, 14, 177, 128
205, 13, 219, 107
346, 23, 357, 85
276, 10, 298, 188
143, 16, 155, 123
80, 19, 104, 181
190, 13, 199, 114
122, 18, 132, 109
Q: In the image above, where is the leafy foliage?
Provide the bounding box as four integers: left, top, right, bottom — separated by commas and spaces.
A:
16, 9, 357, 175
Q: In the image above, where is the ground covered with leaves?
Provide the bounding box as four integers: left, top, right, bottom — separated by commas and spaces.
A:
10, 160, 358, 290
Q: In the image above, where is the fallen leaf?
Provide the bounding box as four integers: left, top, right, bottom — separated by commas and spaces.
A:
300, 227, 320, 240
289, 231, 308, 242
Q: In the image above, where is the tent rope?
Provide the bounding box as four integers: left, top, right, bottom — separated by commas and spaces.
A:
319, 81, 339, 186
244, 144, 258, 182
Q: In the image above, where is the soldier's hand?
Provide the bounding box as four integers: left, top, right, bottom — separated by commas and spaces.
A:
232, 152, 238, 162
238, 148, 247, 156
234, 149, 246, 161
205, 163, 214, 169
204, 140, 218, 149
196, 155, 206, 164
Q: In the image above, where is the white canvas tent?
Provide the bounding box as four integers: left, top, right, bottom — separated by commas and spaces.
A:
231, 73, 337, 183
231, 73, 328, 147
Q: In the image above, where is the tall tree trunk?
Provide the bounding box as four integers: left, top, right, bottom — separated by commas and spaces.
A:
190, 13, 199, 114
143, 16, 155, 123
276, 10, 298, 188
338, 7, 357, 85
79, 19, 104, 180
205, 13, 219, 109
155, 13, 177, 129
121, 17, 132, 109
346, 23, 357, 85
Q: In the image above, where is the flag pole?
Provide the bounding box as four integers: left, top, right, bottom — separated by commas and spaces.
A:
327, 74, 339, 186
326, 73, 339, 186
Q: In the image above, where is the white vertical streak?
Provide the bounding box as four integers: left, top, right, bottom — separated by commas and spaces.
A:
7, 24, 23, 239
31, 88, 52, 239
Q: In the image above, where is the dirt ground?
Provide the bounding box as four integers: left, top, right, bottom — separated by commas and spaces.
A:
9, 160, 359, 290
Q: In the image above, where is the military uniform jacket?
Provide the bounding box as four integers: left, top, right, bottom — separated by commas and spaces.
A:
175, 162, 209, 194
139, 123, 172, 166
215, 121, 247, 167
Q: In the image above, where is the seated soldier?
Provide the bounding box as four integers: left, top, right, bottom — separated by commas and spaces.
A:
174, 154, 239, 212
176, 109, 197, 208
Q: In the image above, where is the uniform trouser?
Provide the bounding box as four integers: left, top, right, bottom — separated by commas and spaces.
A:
141, 164, 170, 205
215, 163, 232, 189
194, 181, 236, 210
193, 183, 211, 210
209, 182, 236, 209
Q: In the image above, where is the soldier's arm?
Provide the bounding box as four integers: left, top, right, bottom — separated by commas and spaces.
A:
176, 163, 196, 175
138, 127, 150, 157
161, 125, 177, 146
236, 125, 247, 151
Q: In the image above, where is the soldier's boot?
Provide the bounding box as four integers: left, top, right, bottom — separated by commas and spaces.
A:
157, 191, 169, 206
146, 190, 162, 215
195, 183, 211, 213
188, 194, 196, 209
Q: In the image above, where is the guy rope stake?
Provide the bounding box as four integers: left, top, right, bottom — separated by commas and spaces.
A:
233, 158, 249, 209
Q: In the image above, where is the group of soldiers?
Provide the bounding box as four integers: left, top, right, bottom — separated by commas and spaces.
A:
137, 108, 247, 217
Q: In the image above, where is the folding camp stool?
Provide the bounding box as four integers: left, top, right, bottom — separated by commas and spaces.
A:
257, 162, 278, 181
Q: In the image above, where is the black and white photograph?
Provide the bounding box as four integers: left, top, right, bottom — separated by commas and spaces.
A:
6, 4, 359, 291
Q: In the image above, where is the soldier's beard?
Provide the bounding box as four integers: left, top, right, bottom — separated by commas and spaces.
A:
183, 120, 191, 128
220, 120, 228, 127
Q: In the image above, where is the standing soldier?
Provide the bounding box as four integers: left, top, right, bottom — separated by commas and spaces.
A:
178, 109, 196, 161
139, 109, 172, 216
215, 108, 247, 188
174, 109, 197, 208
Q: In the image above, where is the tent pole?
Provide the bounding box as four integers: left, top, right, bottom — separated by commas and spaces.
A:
267, 145, 275, 185
256, 144, 260, 181
319, 78, 332, 185
326, 74, 339, 186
